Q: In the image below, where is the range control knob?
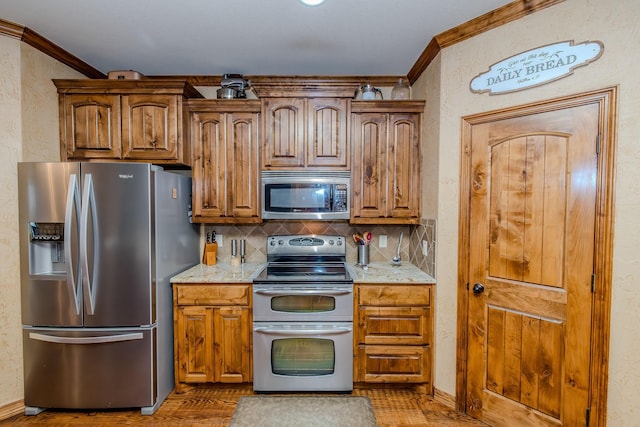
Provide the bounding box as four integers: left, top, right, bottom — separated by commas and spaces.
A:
329, 240, 335, 245
278, 239, 284, 246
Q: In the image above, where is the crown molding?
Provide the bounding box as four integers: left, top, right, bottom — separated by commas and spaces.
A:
407, 0, 565, 84
0, 18, 105, 79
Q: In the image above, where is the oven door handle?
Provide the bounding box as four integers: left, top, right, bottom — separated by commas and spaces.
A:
254, 289, 352, 296
253, 327, 352, 336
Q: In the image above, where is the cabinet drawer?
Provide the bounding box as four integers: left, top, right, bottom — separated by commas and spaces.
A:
175, 285, 250, 306
357, 285, 430, 306
356, 345, 431, 384
358, 306, 431, 345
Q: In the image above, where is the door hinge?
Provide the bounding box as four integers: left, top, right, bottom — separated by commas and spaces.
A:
591, 273, 596, 293
596, 134, 601, 155
586, 407, 591, 427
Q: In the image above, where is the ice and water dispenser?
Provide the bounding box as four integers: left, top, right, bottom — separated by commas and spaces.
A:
28, 221, 65, 276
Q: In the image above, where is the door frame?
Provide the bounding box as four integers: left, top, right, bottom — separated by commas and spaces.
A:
456, 86, 618, 426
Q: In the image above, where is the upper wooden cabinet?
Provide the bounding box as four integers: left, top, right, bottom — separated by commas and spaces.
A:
351, 101, 424, 224
262, 97, 350, 169
188, 100, 262, 223
54, 79, 202, 166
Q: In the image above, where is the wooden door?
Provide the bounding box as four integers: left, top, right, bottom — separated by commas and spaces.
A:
191, 111, 226, 219
351, 112, 388, 218
213, 306, 251, 383
388, 113, 420, 218
122, 94, 179, 160
226, 112, 260, 219
176, 305, 214, 383
306, 98, 349, 168
466, 103, 599, 426
262, 98, 305, 168
63, 94, 121, 159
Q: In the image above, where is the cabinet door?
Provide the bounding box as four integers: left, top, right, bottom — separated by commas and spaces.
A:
227, 112, 260, 218
358, 306, 431, 345
388, 113, 420, 218
351, 113, 388, 218
62, 94, 121, 160
262, 98, 306, 167
175, 306, 214, 383
357, 345, 431, 384
122, 94, 180, 161
307, 98, 349, 168
191, 111, 227, 219
213, 306, 251, 383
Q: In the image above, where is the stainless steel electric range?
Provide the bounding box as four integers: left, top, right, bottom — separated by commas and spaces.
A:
252, 234, 354, 392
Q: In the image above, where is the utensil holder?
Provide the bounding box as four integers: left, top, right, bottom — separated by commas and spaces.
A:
357, 245, 369, 266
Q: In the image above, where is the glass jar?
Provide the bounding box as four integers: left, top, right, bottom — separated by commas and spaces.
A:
391, 78, 410, 100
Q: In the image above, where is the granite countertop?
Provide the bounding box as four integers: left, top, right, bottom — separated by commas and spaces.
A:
170, 262, 265, 284
171, 261, 435, 285
347, 261, 435, 284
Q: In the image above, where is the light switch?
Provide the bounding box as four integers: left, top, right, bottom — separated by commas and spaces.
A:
171, 188, 177, 199
422, 240, 429, 256
379, 235, 387, 248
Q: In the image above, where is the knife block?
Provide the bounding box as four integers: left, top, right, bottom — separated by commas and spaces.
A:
203, 242, 218, 265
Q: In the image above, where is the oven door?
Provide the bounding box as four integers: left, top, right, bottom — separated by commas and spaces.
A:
253, 284, 353, 322
252, 322, 353, 392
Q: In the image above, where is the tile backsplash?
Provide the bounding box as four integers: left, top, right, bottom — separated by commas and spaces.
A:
199, 219, 436, 278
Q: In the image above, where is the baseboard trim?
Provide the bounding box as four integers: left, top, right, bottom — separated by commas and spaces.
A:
433, 387, 456, 409
0, 399, 24, 420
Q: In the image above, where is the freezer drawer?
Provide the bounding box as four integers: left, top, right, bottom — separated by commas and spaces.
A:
23, 327, 156, 411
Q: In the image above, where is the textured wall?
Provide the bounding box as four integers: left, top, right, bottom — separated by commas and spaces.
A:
0, 38, 83, 408
420, 0, 640, 424
0, 36, 23, 409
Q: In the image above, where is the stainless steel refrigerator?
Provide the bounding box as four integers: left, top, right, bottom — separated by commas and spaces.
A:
18, 162, 199, 415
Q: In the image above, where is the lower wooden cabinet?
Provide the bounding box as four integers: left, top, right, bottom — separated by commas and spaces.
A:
354, 284, 433, 390
173, 284, 252, 385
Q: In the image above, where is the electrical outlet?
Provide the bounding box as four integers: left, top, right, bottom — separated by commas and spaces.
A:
422, 240, 428, 256
217, 234, 223, 247
379, 235, 387, 248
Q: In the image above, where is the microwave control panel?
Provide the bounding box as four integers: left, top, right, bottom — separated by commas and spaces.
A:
334, 185, 348, 212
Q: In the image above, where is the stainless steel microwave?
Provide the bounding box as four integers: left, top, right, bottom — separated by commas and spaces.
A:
261, 171, 350, 220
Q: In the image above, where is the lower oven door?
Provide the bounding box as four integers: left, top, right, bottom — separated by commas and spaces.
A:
253, 322, 353, 392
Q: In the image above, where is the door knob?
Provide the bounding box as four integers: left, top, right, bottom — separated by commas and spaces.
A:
472, 283, 485, 295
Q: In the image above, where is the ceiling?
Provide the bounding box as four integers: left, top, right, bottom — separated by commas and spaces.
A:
0, 0, 513, 77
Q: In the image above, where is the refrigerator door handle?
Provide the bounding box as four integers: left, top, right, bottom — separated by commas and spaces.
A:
28, 332, 144, 345
64, 173, 82, 315
80, 173, 99, 315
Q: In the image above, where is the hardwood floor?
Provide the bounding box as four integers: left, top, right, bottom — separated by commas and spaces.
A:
1, 384, 488, 426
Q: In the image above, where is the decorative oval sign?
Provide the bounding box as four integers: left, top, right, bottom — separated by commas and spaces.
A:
470, 40, 603, 95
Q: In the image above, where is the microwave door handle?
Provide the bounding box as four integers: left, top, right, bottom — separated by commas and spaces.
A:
329, 185, 334, 209
64, 173, 82, 315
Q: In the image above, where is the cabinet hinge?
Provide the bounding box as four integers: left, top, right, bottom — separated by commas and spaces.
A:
591, 274, 596, 293
586, 407, 591, 427
596, 134, 601, 155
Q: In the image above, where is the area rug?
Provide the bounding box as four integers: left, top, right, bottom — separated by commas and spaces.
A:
229, 395, 378, 427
